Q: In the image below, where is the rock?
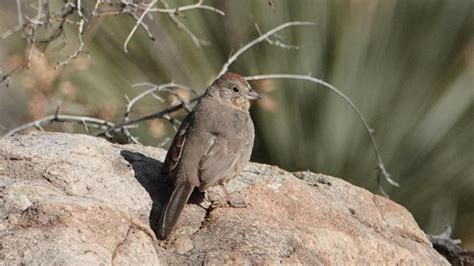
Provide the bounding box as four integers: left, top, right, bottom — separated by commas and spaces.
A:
0, 132, 448, 265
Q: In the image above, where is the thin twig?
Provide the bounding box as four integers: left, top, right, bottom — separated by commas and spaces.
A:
94, 95, 201, 138
150, 0, 225, 15
119, 82, 195, 143
129, 82, 195, 116
217, 21, 314, 77
0, 67, 22, 87
123, 0, 157, 53
245, 74, 400, 192
92, 0, 102, 16
2, 114, 121, 138
55, 3, 87, 68
1, 25, 23, 39
129, 12, 155, 41
255, 23, 300, 50
16, 0, 23, 25
77, 0, 83, 21
160, 0, 210, 47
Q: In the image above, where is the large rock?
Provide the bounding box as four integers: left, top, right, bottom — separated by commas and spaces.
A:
0, 132, 447, 265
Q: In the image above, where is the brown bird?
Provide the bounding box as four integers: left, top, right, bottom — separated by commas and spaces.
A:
158, 72, 260, 239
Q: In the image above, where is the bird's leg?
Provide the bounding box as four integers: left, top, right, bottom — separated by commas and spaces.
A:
219, 182, 246, 208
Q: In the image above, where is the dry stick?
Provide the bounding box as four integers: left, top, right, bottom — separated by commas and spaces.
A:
150, 0, 225, 15
245, 74, 399, 194
124, 0, 224, 52
93, 96, 202, 137
56, 1, 87, 68
3, 114, 120, 138
0, 67, 22, 87
26, 0, 44, 69
56, 19, 86, 68
123, 0, 157, 53
255, 23, 300, 50
160, 0, 210, 47
92, 0, 102, 16
121, 82, 195, 144
121, 82, 197, 140
77, 0, 83, 19
16, 0, 23, 25
130, 82, 197, 111
217, 21, 314, 78
129, 12, 155, 42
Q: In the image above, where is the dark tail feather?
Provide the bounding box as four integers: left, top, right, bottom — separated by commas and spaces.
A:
158, 179, 195, 239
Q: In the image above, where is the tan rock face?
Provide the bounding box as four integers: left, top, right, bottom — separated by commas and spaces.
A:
0, 132, 447, 265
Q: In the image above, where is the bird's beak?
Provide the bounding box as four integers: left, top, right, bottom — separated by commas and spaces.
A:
246, 89, 261, 100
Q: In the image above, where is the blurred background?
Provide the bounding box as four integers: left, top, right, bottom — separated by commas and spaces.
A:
0, 0, 473, 248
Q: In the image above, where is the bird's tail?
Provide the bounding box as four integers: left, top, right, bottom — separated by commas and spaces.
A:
158, 179, 195, 239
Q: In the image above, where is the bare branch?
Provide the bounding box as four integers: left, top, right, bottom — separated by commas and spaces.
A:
16, 0, 23, 25
77, 0, 83, 20
93, 95, 201, 138
117, 82, 195, 143
130, 82, 195, 114
129, 12, 155, 42
55, 2, 88, 69
150, 0, 225, 16
92, 0, 103, 16
255, 23, 300, 50
217, 21, 314, 77
245, 73, 400, 193
158, 0, 210, 47
2, 114, 121, 138
1, 25, 23, 40
124, 0, 157, 53
0, 67, 22, 87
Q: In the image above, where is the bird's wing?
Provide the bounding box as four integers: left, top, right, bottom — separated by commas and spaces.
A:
163, 113, 192, 175
198, 132, 241, 190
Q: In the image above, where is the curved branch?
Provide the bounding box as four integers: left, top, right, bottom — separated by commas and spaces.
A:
245, 74, 400, 193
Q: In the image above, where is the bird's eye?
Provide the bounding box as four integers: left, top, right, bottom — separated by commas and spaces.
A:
232, 86, 240, 93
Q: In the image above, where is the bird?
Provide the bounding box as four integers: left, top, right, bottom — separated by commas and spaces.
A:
157, 72, 260, 239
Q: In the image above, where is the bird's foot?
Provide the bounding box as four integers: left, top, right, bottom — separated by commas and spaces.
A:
226, 196, 247, 208
208, 193, 247, 208
218, 183, 247, 208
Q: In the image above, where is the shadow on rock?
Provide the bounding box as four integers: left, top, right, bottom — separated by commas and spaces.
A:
120, 150, 173, 236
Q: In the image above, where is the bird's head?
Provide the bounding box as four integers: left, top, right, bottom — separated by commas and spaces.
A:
206, 72, 260, 111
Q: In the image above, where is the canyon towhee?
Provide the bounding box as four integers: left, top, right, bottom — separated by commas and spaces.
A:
157, 72, 260, 239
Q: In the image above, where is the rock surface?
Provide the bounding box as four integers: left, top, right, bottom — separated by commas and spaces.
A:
0, 132, 448, 265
